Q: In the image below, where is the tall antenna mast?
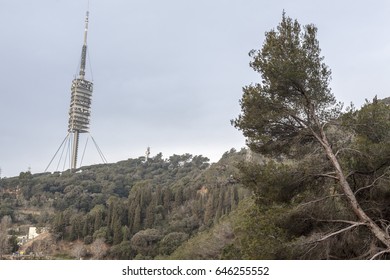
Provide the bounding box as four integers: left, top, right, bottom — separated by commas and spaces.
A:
79, 11, 89, 79
68, 11, 93, 171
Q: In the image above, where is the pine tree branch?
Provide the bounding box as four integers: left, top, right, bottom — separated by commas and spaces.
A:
335, 147, 363, 157
297, 194, 344, 208
316, 222, 366, 242
354, 170, 390, 195
349, 162, 390, 177
313, 172, 339, 180
317, 219, 362, 225
370, 249, 390, 260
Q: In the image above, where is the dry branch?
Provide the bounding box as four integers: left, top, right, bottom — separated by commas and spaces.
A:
316, 222, 365, 242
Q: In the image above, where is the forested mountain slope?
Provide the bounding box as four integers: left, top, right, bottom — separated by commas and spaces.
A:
0, 149, 250, 259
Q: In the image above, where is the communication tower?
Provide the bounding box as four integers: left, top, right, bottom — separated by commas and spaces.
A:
46, 11, 107, 173
68, 11, 93, 170
145, 147, 151, 161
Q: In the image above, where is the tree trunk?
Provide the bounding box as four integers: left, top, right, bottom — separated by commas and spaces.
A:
319, 131, 390, 248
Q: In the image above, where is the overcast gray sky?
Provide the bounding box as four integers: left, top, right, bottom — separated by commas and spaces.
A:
1, 0, 390, 177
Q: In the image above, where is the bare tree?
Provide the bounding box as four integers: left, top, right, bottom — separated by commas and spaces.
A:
90, 238, 107, 259
0, 216, 12, 258
71, 242, 87, 260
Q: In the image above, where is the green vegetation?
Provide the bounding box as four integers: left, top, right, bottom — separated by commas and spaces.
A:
0, 149, 250, 259
1, 13, 390, 260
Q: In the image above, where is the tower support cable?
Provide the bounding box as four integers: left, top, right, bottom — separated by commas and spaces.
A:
90, 134, 108, 164
56, 133, 70, 171
80, 136, 90, 167
45, 133, 70, 172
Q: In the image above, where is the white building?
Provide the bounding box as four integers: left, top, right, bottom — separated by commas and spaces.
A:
28, 227, 39, 240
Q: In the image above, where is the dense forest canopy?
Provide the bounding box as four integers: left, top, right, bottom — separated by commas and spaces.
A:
0, 149, 250, 259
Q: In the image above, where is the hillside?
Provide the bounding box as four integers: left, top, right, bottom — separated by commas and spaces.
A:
0, 149, 251, 259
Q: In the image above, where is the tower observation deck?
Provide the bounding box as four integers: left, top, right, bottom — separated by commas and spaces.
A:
68, 11, 93, 170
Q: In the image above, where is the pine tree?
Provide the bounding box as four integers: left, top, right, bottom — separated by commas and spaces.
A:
144, 196, 156, 228
233, 12, 390, 252
132, 205, 142, 234
203, 194, 214, 226
94, 210, 103, 232
112, 218, 123, 245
